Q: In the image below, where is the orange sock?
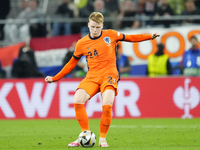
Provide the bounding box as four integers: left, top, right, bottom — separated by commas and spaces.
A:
74, 103, 89, 131
100, 105, 112, 138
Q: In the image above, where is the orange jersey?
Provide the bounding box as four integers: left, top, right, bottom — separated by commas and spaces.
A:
74, 29, 124, 78
52, 29, 152, 81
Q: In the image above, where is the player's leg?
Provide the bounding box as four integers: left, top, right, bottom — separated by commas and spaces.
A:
74, 89, 90, 132
99, 86, 116, 147
68, 89, 90, 147
68, 78, 100, 147
99, 75, 119, 147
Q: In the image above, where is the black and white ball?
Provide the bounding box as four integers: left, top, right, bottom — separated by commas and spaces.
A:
78, 130, 96, 148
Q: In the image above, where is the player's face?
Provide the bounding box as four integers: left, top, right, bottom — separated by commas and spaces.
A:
88, 20, 103, 38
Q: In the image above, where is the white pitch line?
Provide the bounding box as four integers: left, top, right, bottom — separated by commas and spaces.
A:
110, 125, 200, 128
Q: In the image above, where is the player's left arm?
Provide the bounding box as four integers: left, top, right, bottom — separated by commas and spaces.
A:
110, 30, 159, 42
124, 32, 160, 42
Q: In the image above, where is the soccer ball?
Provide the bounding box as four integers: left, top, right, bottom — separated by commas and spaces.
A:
78, 130, 96, 148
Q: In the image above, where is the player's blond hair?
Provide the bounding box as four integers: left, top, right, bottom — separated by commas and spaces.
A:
89, 12, 104, 23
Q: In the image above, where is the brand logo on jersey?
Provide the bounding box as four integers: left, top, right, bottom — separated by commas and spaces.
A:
103, 37, 111, 46
87, 46, 92, 49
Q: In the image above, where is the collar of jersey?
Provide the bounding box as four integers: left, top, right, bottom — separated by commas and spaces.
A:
89, 31, 102, 40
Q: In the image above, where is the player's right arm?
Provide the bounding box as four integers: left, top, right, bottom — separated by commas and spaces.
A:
45, 40, 83, 83
45, 57, 79, 83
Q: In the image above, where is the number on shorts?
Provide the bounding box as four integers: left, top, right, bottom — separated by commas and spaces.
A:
108, 76, 116, 84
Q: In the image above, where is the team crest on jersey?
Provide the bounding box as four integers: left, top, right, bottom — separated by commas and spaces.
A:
103, 36, 111, 46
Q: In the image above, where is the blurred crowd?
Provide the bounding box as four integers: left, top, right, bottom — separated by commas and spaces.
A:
0, 0, 200, 42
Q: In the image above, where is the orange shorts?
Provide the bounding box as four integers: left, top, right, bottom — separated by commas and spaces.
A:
77, 74, 119, 98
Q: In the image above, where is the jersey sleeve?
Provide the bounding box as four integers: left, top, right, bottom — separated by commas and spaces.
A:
52, 57, 79, 81
124, 34, 152, 42
73, 40, 83, 59
110, 29, 125, 42
110, 29, 152, 42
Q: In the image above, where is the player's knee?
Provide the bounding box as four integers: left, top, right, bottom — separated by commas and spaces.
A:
102, 92, 115, 105
74, 89, 90, 104
74, 96, 86, 104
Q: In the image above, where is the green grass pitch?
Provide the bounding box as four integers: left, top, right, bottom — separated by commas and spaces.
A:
0, 118, 200, 150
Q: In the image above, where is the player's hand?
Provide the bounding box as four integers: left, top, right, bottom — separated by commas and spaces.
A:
152, 32, 160, 39
45, 76, 53, 83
